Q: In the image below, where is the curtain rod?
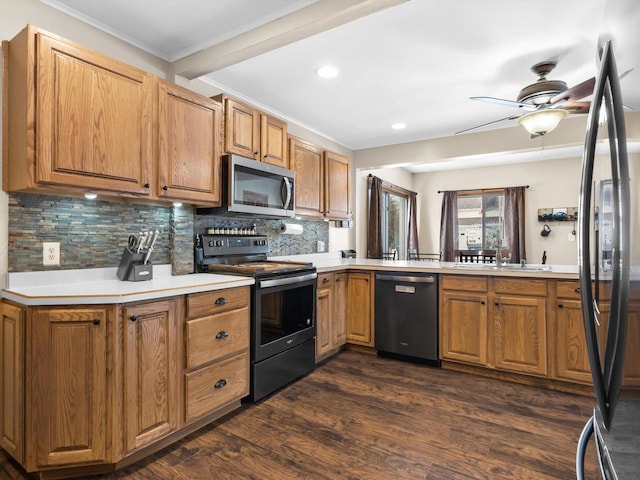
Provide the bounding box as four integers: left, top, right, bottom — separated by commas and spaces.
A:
368, 174, 417, 195
437, 185, 529, 194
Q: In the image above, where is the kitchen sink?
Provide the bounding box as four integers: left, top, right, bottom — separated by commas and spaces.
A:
451, 263, 551, 272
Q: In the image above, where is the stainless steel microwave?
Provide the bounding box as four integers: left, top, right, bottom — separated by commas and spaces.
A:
198, 154, 295, 218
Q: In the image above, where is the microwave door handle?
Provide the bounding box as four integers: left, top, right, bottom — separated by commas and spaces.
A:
281, 177, 292, 209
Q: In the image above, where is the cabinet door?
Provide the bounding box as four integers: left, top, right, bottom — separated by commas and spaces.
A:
158, 81, 222, 204
224, 98, 260, 159
29, 308, 108, 467
440, 291, 488, 365
0, 303, 25, 464
323, 151, 350, 220
333, 272, 348, 347
493, 295, 547, 375
315, 282, 333, 361
36, 32, 152, 195
123, 300, 179, 452
260, 114, 287, 167
289, 137, 324, 219
555, 299, 592, 384
346, 272, 373, 346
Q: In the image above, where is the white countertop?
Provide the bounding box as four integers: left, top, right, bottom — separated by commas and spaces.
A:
270, 253, 580, 278
2, 265, 254, 306
1, 256, 582, 307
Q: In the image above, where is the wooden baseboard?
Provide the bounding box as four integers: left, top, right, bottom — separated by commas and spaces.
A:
441, 360, 595, 397
344, 343, 375, 355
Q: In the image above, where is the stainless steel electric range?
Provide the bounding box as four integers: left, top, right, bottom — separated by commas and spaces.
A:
195, 234, 317, 402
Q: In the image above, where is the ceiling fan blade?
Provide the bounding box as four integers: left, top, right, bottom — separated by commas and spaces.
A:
561, 101, 591, 114
550, 77, 595, 105
470, 96, 535, 110
455, 114, 522, 135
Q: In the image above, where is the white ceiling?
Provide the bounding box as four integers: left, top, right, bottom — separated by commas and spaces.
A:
40, 0, 640, 151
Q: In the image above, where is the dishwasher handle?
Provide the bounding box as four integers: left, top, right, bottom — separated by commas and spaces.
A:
375, 273, 435, 284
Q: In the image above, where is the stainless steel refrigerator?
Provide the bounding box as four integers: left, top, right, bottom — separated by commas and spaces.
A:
575, 40, 640, 479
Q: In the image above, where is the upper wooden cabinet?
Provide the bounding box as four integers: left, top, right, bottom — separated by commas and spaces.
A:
216, 96, 288, 168
3, 25, 224, 206
288, 136, 351, 220
157, 80, 222, 205
324, 150, 350, 220
289, 136, 324, 219
3, 25, 153, 196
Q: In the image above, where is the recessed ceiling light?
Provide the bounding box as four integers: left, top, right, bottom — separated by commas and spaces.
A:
316, 66, 338, 78
84, 192, 97, 200
392, 123, 406, 130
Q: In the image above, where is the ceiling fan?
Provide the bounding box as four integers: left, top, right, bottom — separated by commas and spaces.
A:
457, 60, 595, 136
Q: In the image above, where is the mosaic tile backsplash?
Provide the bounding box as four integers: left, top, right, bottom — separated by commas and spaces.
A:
8, 193, 329, 273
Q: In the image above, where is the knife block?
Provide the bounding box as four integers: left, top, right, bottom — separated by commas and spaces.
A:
117, 248, 153, 281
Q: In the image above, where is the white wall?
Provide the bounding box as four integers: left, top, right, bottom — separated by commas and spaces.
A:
413, 157, 583, 265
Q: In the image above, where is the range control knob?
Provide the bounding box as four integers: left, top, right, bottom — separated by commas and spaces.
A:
254, 239, 266, 246
215, 239, 224, 247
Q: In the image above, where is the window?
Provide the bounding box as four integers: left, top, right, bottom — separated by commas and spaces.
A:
457, 191, 507, 250
381, 189, 407, 259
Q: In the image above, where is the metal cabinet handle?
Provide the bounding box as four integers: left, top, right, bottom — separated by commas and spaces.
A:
480, 301, 485, 305
214, 379, 227, 389
144, 183, 150, 189
494, 302, 500, 306
574, 287, 581, 293
215, 331, 229, 339
162, 185, 168, 191
129, 315, 138, 322
215, 297, 228, 305
93, 318, 101, 325
322, 277, 330, 284
558, 304, 564, 309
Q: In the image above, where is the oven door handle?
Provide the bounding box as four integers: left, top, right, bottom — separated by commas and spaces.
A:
259, 272, 317, 288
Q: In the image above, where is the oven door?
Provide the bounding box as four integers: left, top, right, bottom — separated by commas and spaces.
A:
253, 271, 317, 362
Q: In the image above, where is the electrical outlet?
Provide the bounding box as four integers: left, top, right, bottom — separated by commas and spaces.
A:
317, 240, 326, 253
43, 242, 60, 266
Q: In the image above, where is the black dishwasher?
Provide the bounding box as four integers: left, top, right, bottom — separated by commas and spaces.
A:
374, 272, 440, 365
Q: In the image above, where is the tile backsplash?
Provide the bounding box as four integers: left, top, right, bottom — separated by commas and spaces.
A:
8, 193, 329, 273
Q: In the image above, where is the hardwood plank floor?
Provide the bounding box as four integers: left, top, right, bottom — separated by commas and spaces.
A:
0, 351, 601, 479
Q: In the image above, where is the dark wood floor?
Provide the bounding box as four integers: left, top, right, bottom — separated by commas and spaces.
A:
1, 350, 601, 479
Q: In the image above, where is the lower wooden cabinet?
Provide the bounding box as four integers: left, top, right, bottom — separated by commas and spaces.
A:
440, 290, 488, 366
0, 285, 251, 478
316, 272, 348, 361
184, 286, 250, 422
555, 298, 593, 383
122, 300, 180, 453
29, 306, 110, 469
346, 271, 374, 346
0, 302, 25, 464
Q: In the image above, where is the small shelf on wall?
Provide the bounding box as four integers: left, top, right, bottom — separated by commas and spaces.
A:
537, 207, 578, 222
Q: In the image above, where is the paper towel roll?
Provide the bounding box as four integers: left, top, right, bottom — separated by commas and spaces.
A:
280, 223, 303, 235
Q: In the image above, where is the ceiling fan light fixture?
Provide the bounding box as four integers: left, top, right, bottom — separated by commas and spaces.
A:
517, 109, 567, 136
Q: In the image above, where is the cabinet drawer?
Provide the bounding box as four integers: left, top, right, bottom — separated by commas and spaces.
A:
493, 278, 547, 296
186, 307, 249, 369
185, 352, 249, 422
318, 273, 334, 288
441, 275, 488, 292
187, 286, 249, 319
556, 281, 582, 300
